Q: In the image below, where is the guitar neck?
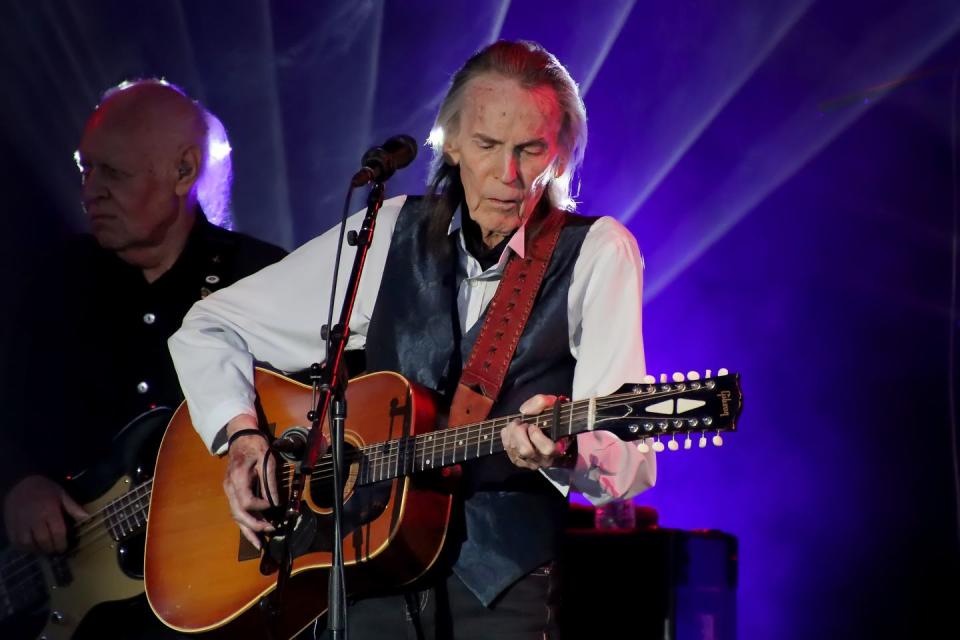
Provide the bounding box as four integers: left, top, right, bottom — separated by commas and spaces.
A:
289, 373, 740, 488
100, 479, 153, 541
355, 407, 549, 485
351, 375, 736, 485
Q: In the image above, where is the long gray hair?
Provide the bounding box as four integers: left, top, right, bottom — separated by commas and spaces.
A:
425, 40, 587, 241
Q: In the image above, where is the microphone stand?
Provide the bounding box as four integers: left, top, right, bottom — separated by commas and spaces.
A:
288, 181, 385, 640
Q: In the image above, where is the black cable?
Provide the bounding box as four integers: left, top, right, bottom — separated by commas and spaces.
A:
325, 186, 356, 358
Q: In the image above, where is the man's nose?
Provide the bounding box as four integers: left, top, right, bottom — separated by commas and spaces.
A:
80, 169, 106, 204
498, 151, 520, 184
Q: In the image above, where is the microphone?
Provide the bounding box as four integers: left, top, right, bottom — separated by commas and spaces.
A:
272, 427, 309, 460
351, 134, 418, 187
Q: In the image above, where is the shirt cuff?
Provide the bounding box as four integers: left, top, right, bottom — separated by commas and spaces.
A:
200, 398, 258, 455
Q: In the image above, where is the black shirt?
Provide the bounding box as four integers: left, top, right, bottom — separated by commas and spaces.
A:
0, 213, 287, 492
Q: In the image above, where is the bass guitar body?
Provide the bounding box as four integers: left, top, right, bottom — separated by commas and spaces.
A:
0, 407, 170, 640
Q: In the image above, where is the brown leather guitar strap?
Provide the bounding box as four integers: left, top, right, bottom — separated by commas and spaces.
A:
448, 208, 566, 428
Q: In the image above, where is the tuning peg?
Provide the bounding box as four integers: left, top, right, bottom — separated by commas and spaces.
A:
684, 435, 692, 450
686, 371, 700, 380
637, 440, 651, 454
705, 369, 712, 378
672, 371, 685, 382
698, 434, 708, 448
667, 437, 679, 451
652, 439, 665, 453
659, 373, 668, 383
718, 367, 729, 376
712, 433, 724, 447
642, 374, 656, 384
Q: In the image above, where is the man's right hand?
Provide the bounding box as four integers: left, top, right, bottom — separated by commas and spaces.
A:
223, 415, 278, 550
3, 475, 88, 554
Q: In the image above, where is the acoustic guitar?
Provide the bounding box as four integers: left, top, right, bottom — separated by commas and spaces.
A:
145, 368, 742, 638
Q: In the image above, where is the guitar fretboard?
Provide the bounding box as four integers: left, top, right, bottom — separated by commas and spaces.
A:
103, 480, 152, 541
354, 392, 639, 485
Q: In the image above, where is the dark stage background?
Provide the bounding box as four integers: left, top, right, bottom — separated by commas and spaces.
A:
2, 1, 959, 638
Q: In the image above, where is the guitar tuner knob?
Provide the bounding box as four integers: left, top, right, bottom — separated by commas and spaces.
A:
672, 371, 685, 382
667, 438, 679, 451
718, 367, 729, 376
643, 374, 656, 384
659, 373, 668, 383
705, 369, 712, 378
712, 434, 724, 447
686, 371, 700, 380
698, 435, 708, 448
652, 440, 665, 453
637, 440, 651, 454
684, 436, 692, 450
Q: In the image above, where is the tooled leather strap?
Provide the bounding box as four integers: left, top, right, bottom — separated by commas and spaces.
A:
448, 209, 566, 428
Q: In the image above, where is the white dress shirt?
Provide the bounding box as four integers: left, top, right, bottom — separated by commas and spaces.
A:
169, 195, 656, 504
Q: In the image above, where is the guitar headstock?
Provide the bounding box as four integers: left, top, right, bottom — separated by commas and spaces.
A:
598, 369, 742, 453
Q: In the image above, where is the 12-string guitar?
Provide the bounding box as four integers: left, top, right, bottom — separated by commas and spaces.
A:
145, 368, 742, 639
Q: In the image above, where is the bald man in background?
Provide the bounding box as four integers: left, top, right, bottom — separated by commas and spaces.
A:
0, 80, 286, 638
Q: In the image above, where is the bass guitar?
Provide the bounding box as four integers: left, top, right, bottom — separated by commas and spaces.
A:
0, 407, 170, 640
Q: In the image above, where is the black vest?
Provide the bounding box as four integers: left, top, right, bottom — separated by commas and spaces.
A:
365, 197, 597, 605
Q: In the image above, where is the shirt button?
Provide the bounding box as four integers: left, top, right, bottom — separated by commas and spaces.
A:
136, 381, 150, 394
143, 313, 156, 325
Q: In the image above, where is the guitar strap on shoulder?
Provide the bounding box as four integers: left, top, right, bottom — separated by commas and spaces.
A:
448, 208, 566, 428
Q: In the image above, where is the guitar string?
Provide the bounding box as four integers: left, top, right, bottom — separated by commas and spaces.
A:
1, 387, 695, 564
14, 383, 704, 548
282, 403, 592, 484
0, 478, 155, 587
283, 389, 713, 485
0, 386, 719, 587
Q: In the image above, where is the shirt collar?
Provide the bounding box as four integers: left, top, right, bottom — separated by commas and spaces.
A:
448, 205, 527, 260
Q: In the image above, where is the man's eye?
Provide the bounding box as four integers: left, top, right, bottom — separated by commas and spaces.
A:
521, 147, 545, 156
476, 140, 494, 149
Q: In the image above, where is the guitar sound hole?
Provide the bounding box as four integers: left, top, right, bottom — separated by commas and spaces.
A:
307, 442, 359, 509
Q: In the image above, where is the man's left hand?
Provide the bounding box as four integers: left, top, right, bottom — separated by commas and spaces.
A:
501, 394, 559, 470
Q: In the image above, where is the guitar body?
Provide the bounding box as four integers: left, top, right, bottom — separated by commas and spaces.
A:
145, 370, 452, 638
145, 367, 743, 639
0, 407, 170, 640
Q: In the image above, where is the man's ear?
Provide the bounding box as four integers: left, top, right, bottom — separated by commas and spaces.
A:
554, 152, 568, 179
174, 145, 202, 196
443, 137, 461, 167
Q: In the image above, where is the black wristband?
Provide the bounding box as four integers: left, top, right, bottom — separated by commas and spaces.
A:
227, 428, 268, 450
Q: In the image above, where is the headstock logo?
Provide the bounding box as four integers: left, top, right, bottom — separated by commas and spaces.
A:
718, 390, 732, 417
